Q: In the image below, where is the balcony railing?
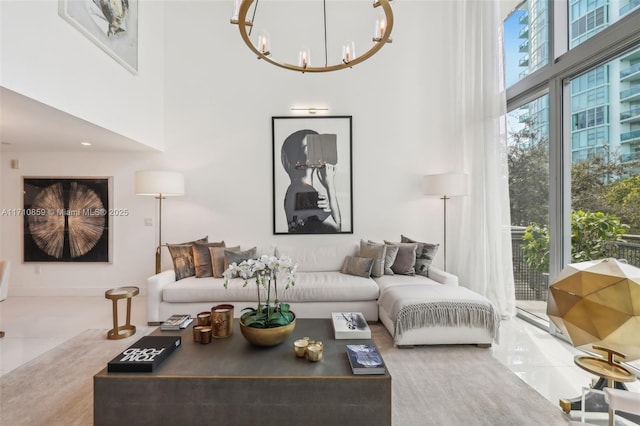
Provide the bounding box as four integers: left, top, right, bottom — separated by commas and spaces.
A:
519, 26, 529, 38
512, 229, 640, 301
519, 40, 529, 53
620, 85, 640, 101
621, 129, 640, 142
622, 152, 640, 162
620, 62, 640, 80
519, 55, 530, 67
620, 0, 640, 16
620, 105, 640, 121
519, 11, 529, 25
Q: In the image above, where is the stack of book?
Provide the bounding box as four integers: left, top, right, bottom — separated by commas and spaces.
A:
160, 314, 193, 331
108, 335, 182, 372
331, 312, 371, 339
346, 344, 386, 375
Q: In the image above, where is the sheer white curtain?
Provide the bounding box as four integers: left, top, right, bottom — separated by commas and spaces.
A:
451, 0, 516, 318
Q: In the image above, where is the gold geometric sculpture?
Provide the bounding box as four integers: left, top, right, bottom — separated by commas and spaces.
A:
547, 258, 640, 360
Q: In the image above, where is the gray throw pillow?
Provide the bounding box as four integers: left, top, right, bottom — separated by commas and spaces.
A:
193, 241, 226, 278
223, 247, 258, 272
359, 240, 386, 278
384, 241, 417, 276
401, 235, 439, 277
341, 256, 374, 278
378, 243, 399, 275
167, 236, 208, 281
210, 245, 240, 278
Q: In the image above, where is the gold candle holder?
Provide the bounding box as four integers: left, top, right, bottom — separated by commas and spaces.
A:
294, 339, 309, 358
193, 325, 207, 342
307, 343, 323, 362
211, 304, 234, 338
199, 327, 213, 344
197, 311, 212, 326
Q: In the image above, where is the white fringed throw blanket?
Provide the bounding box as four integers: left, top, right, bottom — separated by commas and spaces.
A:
378, 284, 500, 344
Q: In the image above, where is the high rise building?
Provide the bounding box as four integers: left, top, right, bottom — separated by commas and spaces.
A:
512, 0, 640, 164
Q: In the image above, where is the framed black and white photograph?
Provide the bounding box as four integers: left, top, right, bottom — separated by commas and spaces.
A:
23, 177, 113, 262
272, 116, 353, 235
59, 0, 138, 74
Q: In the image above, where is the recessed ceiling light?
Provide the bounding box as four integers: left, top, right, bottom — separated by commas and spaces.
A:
80, 141, 92, 146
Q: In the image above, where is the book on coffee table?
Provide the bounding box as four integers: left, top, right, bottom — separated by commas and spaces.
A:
108, 335, 181, 372
331, 312, 371, 339
346, 344, 386, 375
160, 314, 193, 330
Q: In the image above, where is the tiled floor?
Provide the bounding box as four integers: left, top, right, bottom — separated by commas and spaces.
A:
1, 296, 638, 424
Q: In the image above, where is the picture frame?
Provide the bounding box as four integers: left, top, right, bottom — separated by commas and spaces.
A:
23, 177, 113, 262
272, 116, 353, 235
58, 0, 138, 74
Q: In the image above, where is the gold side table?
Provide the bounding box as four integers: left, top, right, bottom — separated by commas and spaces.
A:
105, 286, 139, 340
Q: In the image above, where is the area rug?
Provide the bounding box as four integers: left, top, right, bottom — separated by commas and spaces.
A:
0, 325, 570, 425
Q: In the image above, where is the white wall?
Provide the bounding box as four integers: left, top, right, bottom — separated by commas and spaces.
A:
0, 0, 165, 150
0, 1, 468, 296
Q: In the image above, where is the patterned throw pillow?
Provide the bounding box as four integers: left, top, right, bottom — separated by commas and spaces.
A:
401, 235, 439, 277
193, 241, 226, 278
359, 240, 386, 278
223, 247, 257, 272
341, 256, 375, 278
209, 246, 240, 278
167, 236, 209, 281
167, 236, 208, 281
384, 241, 418, 276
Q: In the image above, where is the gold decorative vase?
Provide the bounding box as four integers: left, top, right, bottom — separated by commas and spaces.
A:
239, 314, 296, 347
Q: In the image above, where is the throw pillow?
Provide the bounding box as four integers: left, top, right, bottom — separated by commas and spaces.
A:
341, 256, 374, 278
374, 242, 399, 275
193, 241, 226, 278
223, 247, 258, 272
401, 235, 439, 276
384, 241, 418, 276
209, 245, 240, 278
359, 240, 386, 278
167, 236, 208, 281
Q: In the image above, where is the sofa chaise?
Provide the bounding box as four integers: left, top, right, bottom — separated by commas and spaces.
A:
146, 239, 500, 347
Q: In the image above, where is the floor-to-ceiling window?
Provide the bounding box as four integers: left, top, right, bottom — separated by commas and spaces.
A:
503, 1, 640, 327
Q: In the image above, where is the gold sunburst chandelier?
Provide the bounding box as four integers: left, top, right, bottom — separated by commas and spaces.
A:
230, 0, 394, 73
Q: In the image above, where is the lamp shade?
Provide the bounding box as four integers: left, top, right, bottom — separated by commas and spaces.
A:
424, 173, 469, 196
135, 171, 185, 197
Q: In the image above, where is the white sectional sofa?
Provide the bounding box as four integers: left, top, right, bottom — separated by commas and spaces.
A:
146, 240, 500, 347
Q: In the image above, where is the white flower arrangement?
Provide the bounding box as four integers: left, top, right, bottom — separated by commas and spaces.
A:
223, 255, 297, 328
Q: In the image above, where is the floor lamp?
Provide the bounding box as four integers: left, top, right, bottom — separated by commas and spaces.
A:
135, 171, 185, 274
424, 173, 469, 271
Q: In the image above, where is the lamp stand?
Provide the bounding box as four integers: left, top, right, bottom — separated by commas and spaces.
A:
441, 195, 450, 272
155, 194, 165, 274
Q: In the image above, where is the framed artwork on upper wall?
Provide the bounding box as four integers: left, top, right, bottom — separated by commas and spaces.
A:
58, 0, 138, 74
23, 177, 113, 263
272, 116, 353, 235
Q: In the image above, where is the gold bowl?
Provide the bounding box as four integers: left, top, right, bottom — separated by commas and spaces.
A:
239, 314, 296, 347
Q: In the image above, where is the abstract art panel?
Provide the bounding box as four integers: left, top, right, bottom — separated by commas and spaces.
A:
23, 177, 112, 262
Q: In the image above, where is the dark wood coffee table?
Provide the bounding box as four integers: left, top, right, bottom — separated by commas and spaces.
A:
94, 319, 391, 426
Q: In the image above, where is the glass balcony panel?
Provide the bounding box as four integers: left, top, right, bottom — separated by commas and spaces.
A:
620, 129, 640, 142
620, 62, 640, 80
621, 86, 640, 101
620, 0, 640, 16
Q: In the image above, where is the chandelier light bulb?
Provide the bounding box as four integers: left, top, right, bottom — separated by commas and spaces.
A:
257, 31, 270, 55
231, 0, 241, 23
374, 18, 386, 40
299, 48, 311, 69
342, 41, 356, 63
